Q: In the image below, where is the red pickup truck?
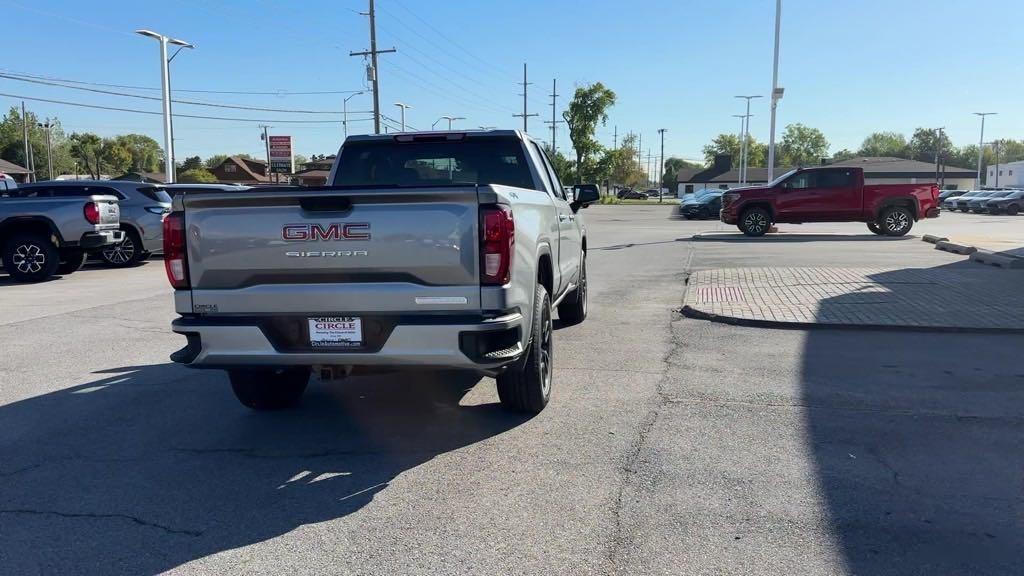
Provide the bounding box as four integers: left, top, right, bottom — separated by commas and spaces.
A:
720, 166, 940, 237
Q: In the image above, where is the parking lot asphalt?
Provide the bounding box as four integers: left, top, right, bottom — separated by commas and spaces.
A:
1, 205, 1021, 575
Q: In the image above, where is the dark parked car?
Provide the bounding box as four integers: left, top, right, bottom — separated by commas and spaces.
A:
968, 190, 1015, 213
618, 188, 647, 200
681, 191, 723, 219
954, 191, 1000, 212
986, 190, 1024, 215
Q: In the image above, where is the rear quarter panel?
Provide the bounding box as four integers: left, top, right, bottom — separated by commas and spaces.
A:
862, 184, 938, 220
0, 195, 119, 245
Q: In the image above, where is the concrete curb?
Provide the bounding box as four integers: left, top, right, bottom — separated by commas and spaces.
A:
679, 305, 1024, 335
969, 250, 1024, 269
935, 240, 977, 255
921, 234, 948, 244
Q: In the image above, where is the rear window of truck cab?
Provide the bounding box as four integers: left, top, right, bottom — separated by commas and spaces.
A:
332, 137, 534, 190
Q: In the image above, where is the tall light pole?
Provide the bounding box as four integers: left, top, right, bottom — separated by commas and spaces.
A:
394, 102, 412, 132
734, 95, 762, 184
37, 122, 53, 180
136, 29, 193, 183
973, 112, 996, 189
343, 91, 364, 138
766, 0, 783, 181
657, 128, 667, 203
432, 116, 464, 130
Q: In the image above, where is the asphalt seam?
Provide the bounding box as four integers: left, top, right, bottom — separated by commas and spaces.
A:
0, 509, 203, 537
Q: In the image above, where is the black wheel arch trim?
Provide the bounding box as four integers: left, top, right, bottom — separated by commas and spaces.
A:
0, 216, 65, 246
875, 197, 919, 221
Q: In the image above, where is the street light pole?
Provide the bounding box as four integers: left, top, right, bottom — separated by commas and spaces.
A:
37, 122, 53, 180
973, 112, 996, 189
394, 102, 412, 132
766, 0, 783, 181
734, 95, 762, 184
343, 91, 364, 138
657, 128, 666, 203
136, 29, 192, 183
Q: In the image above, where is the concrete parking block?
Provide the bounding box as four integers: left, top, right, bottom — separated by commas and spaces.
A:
969, 250, 1024, 269
934, 240, 977, 255
921, 234, 948, 244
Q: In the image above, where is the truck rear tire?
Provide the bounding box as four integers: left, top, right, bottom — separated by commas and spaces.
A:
497, 283, 552, 413
3, 232, 59, 282
557, 253, 587, 325
866, 222, 883, 235
100, 228, 144, 268
228, 368, 309, 410
879, 206, 913, 236
57, 249, 87, 275
738, 207, 771, 237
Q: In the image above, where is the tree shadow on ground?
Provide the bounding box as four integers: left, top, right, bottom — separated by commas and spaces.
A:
0, 364, 528, 574
801, 259, 1024, 573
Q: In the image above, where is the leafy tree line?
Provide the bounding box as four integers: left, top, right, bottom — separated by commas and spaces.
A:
0, 106, 309, 182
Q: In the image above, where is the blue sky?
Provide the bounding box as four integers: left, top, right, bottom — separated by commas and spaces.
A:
2, 0, 1021, 167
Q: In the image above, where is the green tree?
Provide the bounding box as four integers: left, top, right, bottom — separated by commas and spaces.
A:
293, 154, 309, 170
907, 128, 952, 163
204, 154, 229, 169
661, 156, 701, 190
102, 140, 133, 174
547, 148, 575, 186
857, 132, 908, 158
563, 82, 616, 182
178, 168, 218, 183
68, 132, 104, 178
602, 133, 644, 189
111, 134, 162, 172
0, 107, 76, 179
180, 155, 203, 172
778, 123, 829, 167
831, 148, 857, 162
702, 133, 740, 166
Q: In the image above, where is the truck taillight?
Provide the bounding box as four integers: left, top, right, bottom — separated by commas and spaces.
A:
163, 212, 189, 289
84, 202, 100, 224
480, 204, 514, 285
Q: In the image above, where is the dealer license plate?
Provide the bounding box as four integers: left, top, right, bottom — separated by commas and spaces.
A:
308, 317, 362, 347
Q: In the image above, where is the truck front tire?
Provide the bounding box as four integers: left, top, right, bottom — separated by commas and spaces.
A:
3, 232, 59, 282
879, 206, 913, 236
497, 283, 552, 413
557, 253, 587, 325
738, 207, 771, 237
228, 368, 310, 410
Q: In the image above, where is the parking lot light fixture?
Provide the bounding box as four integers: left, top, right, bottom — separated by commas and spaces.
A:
973, 112, 996, 188
734, 95, 762, 184
766, 0, 782, 181
136, 29, 193, 184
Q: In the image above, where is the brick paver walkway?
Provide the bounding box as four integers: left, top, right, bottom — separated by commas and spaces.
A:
683, 267, 1024, 331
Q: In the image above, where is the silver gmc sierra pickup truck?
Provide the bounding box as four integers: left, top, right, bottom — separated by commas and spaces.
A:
168, 130, 599, 413
1, 182, 123, 282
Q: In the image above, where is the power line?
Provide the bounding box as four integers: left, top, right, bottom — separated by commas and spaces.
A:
0, 69, 361, 95
0, 73, 364, 114
0, 92, 369, 123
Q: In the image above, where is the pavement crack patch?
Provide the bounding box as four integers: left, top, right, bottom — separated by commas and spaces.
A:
0, 509, 202, 537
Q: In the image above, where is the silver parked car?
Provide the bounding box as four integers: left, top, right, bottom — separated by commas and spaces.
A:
19, 180, 171, 267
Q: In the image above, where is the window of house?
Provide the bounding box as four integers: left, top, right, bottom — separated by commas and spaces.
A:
1010, 170, 1014, 176
685, 184, 694, 193
999, 170, 1004, 176
224, 164, 236, 173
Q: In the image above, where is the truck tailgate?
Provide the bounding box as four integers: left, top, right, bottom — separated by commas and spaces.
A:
181, 187, 481, 314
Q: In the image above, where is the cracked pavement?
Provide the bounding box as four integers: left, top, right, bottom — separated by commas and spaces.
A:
1, 206, 1021, 575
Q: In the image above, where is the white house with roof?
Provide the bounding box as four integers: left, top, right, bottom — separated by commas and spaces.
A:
985, 160, 1024, 188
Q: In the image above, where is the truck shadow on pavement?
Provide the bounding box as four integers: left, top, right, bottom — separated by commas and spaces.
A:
801, 261, 1024, 574
0, 364, 528, 574
693, 233, 914, 243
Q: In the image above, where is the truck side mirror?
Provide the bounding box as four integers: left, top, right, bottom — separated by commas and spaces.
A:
572, 187, 600, 211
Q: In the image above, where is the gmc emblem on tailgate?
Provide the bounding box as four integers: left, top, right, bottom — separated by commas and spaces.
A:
282, 223, 371, 241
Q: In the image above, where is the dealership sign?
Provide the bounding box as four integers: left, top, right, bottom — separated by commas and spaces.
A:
268, 135, 293, 174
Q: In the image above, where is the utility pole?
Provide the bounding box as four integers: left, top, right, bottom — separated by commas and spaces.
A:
512, 63, 538, 132
973, 112, 996, 189
21, 101, 32, 183
260, 125, 272, 181
734, 95, 762, 184
933, 127, 945, 186
613, 126, 618, 149
637, 133, 643, 173
646, 149, 652, 188
544, 79, 563, 153
350, 0, 396, 134
994, 141, 1001, 187
38, 121, 53, 180
658, 128, 666, 203
766, 0, 783, 181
